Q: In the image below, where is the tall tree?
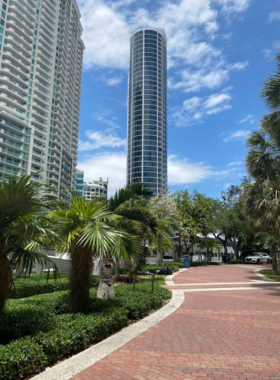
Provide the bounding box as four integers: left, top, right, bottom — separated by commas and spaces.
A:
107, 183, 157, 283
245, 52, 280, 273
174, 190, 216, 259
147, 194, 177, 266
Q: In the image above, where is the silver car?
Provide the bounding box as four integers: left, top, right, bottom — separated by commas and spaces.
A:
245, 252, 271, 264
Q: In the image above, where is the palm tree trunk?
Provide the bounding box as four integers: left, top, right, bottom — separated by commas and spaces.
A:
272, 256, 278, 275
127, 261, 133, 282
113, 258, 120, 282
0, 243, 11, 316
70, 246, 93, 313
156, 249, 163, 266
97, 256, 115, 299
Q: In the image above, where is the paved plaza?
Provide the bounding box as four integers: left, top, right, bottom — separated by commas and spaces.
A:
71, 265, 280, 380
35, 264, 280, 380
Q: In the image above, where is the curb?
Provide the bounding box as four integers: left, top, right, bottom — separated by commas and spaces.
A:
254, 269, 273, 281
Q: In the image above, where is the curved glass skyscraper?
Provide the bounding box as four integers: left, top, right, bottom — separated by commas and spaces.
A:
127, 27, 167, 195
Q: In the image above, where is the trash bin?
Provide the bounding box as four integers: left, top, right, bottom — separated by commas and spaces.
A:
183, 255, 190, 268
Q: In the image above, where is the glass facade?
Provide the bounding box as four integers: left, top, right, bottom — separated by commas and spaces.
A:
127, 27, 167, 195
0, 0, 84, 202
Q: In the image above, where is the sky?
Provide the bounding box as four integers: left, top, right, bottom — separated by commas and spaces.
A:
76, 0, 280, 197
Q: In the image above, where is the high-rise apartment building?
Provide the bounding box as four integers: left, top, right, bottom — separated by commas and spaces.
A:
127, 27, 167, 195
75, 170, 108, 200
0, 0, 84, 201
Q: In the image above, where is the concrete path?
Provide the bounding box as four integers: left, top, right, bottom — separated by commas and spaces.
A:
70, 264, 280, 380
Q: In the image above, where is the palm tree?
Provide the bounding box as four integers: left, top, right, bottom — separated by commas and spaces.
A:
245, 52, 280, 274
50, 195, 140, 311
107, 183, 157, 283
0, 176, 57, 315
243, 181, 280, 274
199, 239, 221, 262
145, 196, 177, 266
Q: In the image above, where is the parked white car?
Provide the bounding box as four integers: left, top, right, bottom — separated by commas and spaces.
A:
245, 252, 271, 264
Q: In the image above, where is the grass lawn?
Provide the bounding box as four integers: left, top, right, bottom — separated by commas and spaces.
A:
259, 270, 280, 281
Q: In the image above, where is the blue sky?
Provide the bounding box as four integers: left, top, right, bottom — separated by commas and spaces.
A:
76, 0, 280, 197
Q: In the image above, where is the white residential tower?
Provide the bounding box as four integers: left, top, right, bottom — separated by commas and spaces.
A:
127, 27, 167, 195
0, 0, 84, 201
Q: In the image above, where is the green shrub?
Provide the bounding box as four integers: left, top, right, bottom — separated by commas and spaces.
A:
0, 277, 171, 380
0, 309, 128, 380
225, 259, 243, 264
0, 304, 55, 344
120, 262, 183, 275
190, 262, 208, 267
9, 275, 99, 299
189, 261, 220, 267
0, 337, 47, 380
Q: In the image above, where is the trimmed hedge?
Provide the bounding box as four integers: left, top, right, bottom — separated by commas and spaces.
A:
189, 261, 220, 267
9, 275, 99, 299
0, 280, 171, 380
224, 259, 244, 265
0, 309, 128, 380
120, 261, 183, 275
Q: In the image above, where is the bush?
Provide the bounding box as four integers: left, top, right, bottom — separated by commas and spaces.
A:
119, 262, 182, 275
0, 304, 55, 344
190, 262, 208, 267
9, 275, 99, 299
0, 337, 47, 380
0, 279, 171, 380
190, 262, 220, 267
225, 259, 243, 264
0, 309, 128, 380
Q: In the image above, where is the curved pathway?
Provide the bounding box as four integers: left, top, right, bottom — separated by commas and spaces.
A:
71, 265, 280, 380
36, 264, 280, 380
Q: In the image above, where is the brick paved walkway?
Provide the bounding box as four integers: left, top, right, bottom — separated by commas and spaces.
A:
72, 265, 280, 380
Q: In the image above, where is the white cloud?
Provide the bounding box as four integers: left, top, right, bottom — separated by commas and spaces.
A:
238, 114, 255, 124
168, 155, 212, 185
171, 91, 232, 126
78, 0, 131, 69
182, 97, 201, 112
262, 48, 272, 59
268, 12, 280, 23
168, 155, 240, 185
169, 68, 229, 93
214, 0, 252, 14
204, 93, 231, 108
228, 61, 249, 70
169, 61, 248, 93
262, 41, 280, 59
223, 129, 250, 142
101, 75, 123, 86
228, 161, 243, 166
78, 152, 127, 195
78, 0, 251, 79
79, 130, 126, 151
206, 104, 232, 115
78, 152, 242, 195
93, 110, 122, 130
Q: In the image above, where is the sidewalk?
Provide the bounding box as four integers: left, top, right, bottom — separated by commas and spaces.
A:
38, 265, 280, 380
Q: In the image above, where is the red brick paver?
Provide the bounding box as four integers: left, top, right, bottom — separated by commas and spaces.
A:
71, 266, 280, 380
172, 264, 271, 284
